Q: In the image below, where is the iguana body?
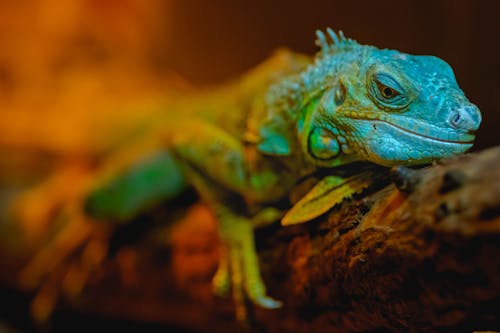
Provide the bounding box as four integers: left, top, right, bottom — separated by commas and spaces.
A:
13, 29, 482, 321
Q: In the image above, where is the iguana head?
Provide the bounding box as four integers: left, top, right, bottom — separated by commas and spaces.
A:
297, 29, 481, 167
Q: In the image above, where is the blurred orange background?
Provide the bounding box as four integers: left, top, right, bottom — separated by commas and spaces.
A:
0, 0, 498, 157
0, 1, 498, 331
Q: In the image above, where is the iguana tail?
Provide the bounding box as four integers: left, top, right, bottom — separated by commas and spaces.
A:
84, 150, 187, 221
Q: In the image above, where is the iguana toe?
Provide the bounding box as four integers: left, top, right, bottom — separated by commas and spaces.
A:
211, 255, 230, 297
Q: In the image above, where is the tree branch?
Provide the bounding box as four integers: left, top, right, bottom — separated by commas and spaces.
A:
40, 147, 500, 332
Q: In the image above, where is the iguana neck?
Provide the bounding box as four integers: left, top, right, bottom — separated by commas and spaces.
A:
258, 48, 373, 168
265, 47, 372, 119
257, 51, 353, 157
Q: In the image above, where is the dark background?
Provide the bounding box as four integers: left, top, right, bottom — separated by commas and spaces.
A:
0, 0, 497, 152
158, 0, 499, 150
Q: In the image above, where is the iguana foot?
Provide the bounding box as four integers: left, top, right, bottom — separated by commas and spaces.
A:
212, 208, 281, 321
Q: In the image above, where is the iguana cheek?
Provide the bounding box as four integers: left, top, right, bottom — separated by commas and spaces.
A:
308, 127, 340, 160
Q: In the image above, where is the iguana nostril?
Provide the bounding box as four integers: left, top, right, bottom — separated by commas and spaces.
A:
451, 112, 461, 126
448, 105, 481, 131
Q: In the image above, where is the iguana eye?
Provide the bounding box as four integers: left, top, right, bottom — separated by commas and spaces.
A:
368, 72, 409, 109
376, 81, 400, 99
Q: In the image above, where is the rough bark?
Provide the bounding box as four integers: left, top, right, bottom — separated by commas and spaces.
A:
60, 146, 499, 333
254, 146, 500, 332
5, 147, 497, 333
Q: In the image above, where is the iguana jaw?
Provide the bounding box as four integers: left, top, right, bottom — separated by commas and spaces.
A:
373, 119, 475, 144
344, 117, 475, 166
346, 113, 476, 144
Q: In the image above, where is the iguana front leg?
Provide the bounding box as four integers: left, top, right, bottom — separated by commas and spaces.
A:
180, 170, 282, 322
171, 119, 283, 319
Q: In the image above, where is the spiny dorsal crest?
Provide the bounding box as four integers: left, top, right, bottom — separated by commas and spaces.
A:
315, 28, 359, 55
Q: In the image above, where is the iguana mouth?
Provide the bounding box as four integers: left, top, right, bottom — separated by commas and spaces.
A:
378, 120, 475, 144
347, 113, 476, 144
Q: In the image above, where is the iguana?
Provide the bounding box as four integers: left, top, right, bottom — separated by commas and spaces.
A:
11, 29, 481, 321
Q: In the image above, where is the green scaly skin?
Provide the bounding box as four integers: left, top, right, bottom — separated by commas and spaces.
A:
72, 29, 482, 320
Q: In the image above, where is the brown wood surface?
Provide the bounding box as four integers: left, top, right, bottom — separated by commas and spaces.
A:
1, 148, 499, 332
54, 146, 499, 333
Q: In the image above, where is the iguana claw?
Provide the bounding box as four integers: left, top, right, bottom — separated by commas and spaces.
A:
212, 253, 230, 296
254, 296, 282, 309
